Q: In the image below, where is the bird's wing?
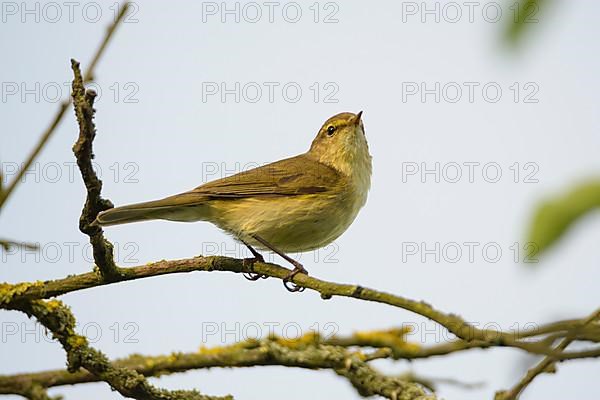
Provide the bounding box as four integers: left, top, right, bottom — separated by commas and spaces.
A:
189, 154, 344, 199
95, 155, 344, 225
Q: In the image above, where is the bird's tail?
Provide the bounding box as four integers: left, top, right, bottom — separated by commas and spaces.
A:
95, 193, 207, 226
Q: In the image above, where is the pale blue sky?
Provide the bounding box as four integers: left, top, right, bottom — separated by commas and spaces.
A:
1, 1, 599, 399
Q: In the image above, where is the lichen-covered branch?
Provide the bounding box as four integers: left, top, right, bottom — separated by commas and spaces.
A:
0, 332, 433, 400
2, 255, 598, 360
6, 299, 230, 400
1, 256, 598, 367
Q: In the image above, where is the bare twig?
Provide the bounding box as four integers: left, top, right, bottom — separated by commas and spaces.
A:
70, 60, 121, 281
495, 309, 600, 400
0, 239, 39, 252
0, 2, 130, 212
396, 372, 485, 392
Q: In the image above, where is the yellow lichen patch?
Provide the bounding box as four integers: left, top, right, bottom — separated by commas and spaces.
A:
158, 353, 180, 365
0, 281, 45, 305
273, 331, 321, 349
168, 353, 179, 363
394, 341, 421, 354
67, 335, 88, 349
144, 358, 156, 368
197, 340, 249, 355
353, 327, 421, 352
45, 299, 63, 311
140, 353, 182, 373
354, 327, 411, 341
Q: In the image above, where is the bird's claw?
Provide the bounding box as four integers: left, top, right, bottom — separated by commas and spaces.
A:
244, 271, 268, 281
283, 265, 308, 292
283, 279, 305, 292
243, 257, 268, 281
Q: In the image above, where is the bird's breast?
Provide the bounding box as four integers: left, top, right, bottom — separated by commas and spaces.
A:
207, 186, 366, 253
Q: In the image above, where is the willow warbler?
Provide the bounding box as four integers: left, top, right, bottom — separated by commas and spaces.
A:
96, 111, 372, 291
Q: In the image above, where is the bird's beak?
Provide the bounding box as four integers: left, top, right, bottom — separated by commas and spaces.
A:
354, 111, 363, 126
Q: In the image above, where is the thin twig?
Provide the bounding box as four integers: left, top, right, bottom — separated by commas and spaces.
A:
397, 372, 485, 392
495, 309, 600, 400
0, 2, 130, 211
0, 239, 39, 252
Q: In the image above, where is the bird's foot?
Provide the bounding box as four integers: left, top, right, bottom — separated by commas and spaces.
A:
243, 254, 268, 281
283, 261, 308, 292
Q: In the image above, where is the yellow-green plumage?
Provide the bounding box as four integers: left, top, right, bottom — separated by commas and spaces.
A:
96, 112, 371, 253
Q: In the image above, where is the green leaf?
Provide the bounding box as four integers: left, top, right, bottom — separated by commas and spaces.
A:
505, 0, 544, 46
526, 180, 600, 258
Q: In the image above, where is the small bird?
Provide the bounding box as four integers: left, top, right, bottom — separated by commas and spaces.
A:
96, 111, 372, 291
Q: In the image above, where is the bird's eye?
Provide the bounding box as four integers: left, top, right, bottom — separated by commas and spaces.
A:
326, 125, 336, 136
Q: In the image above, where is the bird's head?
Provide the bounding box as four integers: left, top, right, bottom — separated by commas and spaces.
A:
308, 111, 371, 177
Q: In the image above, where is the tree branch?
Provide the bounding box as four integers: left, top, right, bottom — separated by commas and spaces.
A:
495, 309, 600, 400
0, 333, 434, 400
7, 299, 231, 400
70, 59, 122, 281
1, 256, 598, 360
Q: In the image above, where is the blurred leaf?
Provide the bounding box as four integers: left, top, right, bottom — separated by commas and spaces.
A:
527, 180, 600, 258
505, 0, 546, 45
